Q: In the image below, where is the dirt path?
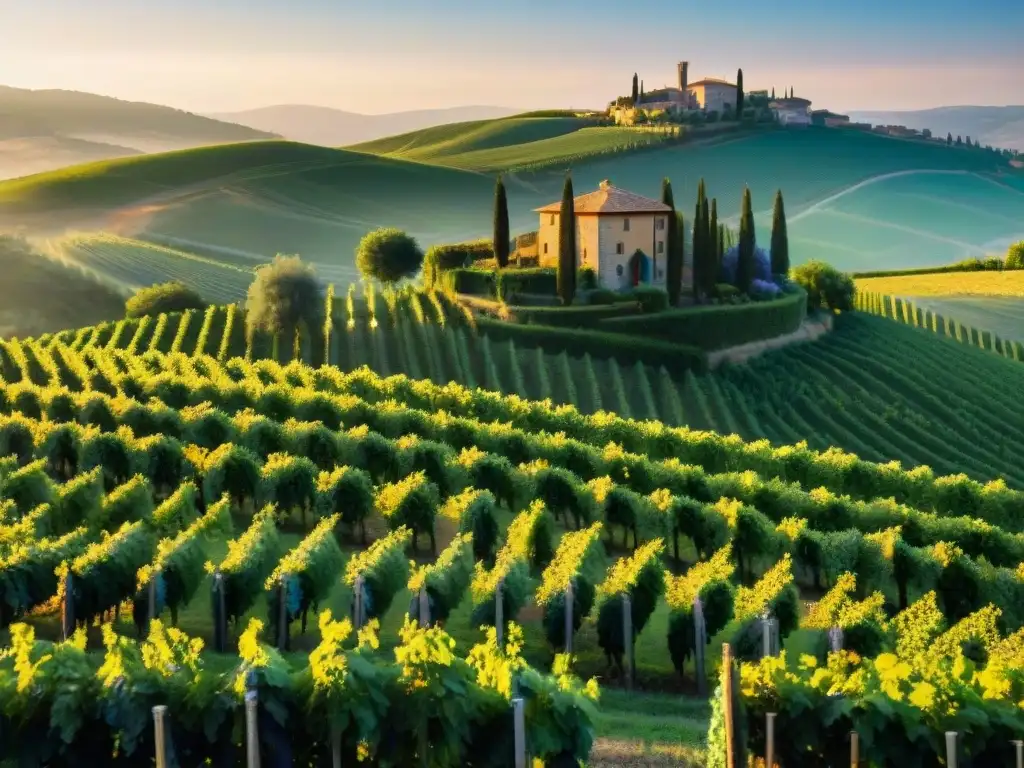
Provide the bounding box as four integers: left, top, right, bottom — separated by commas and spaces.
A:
707, 313, 833, 368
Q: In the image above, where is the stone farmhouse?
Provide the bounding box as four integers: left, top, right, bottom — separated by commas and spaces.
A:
627, 61, 740, 115
535, 180, 672, 290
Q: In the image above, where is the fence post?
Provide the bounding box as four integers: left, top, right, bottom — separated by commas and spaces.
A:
694, 595, 707, 696
829, 626, 843, 652
276, 575, 289, 651
152, 705, 169, 768
564, 580, 574, 654
622, 592, 634, 690
245, 690, 261, 768
850, 731, 859, 767
771, 617, 780, 656
722, 643, 736, 768
148, 572, 158, 628
353, 574, 365, 630
61, 571, 75, 641
1013, 739, 1023, 768
512, 697, 526, 768
418, 586, 430, 629
332, 729, 342, 768
211, 571, 226, 652
945, 731, 957, 768
496, 577, 505, 647
765, 712, 776, 768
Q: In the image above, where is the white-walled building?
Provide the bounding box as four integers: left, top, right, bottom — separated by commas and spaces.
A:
770, 97, 812, 125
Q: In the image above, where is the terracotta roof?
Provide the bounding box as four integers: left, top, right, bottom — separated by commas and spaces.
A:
687, 78, 736, 89
534, 180, 672, 215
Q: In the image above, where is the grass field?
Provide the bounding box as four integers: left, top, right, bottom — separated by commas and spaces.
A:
903, 297, 1024, 341
1, 127, 1021, 284
856, 269, 1024, 296
49, 290, 1024, 490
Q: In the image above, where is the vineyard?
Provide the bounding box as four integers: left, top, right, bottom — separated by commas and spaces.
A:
2, 331, 1024, 763
37, 284, 1024, 490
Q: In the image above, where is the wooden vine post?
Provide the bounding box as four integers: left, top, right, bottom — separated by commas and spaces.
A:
152, 705, 169, 768
622, 592, 634, 690
495, 577, 505, 647
564, 580, 574, 653
276, 575, 289, 651
353, 574, 365, 630
245, 689, 261, 768
512, 696, 526, 768
418, 586, 430, 629
61, 571, 75, 641
212, 571, 227, 653
722, 643, 736, 768
694, 595, 708, 696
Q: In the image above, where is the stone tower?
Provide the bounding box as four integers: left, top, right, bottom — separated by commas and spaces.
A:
677, 61, 689, 92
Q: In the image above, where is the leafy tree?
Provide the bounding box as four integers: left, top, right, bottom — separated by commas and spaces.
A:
956, 135, 963, 146
947, 132, 953, 146
355, 227, 424, 285
735, 69, 744, 118
662, 178, 683, 306
125, 282, 206, 318
1006, 241, 1024, 269
493, 175, 510, 269
735, 187, 756, 292
632, 73, 639, 105
792, 260, 856, 312
557, 174, 577, 305
245, 256, 324, 361
770, 189, 790, 277
966, 135, 972, 147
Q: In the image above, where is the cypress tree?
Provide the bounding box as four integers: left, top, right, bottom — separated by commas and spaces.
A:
662, 178, 683, 306
709, 198, 719, 284
947, 132, 953, 146
698, 194, 711, 297
736, 186, 756, 292
640, 80, 645, 103
692, 196, 703, 300
770, 189, 789, 277
735, 69, 744, 118
771, 86, 775, 100
557, 174, 576, 305
493, 175, 510, 269
718, 225, 725, 275
632, 74, 639, 105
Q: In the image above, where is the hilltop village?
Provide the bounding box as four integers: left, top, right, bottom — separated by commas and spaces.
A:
609, 60, 1014, 150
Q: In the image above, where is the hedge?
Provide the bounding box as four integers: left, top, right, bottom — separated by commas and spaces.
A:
474, 317, 707, 374
423, 241, 495, 290
505, 302, 641, 327
496, 268, 558, 300
597, 289, 806, 351
852, 256, 1013, 279
441, 268, 496, 297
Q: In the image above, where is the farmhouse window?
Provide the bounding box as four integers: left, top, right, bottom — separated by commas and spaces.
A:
544, 243, 548, 254
623, 218, 631, 231
550, 215, 555, 225
616, 265, 624, 276
616, 242, 624, 255
582, 248, 587, 262
656, 218, 665, 230
657, 241, 664, 253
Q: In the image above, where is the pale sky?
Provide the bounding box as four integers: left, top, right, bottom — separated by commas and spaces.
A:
1, 0, 1021, 114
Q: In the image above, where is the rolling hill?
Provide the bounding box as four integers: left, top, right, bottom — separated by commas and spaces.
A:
1, 123, 1022, 311
847, 105, 1024, 151
207, 104, 522, 147
0, 85, 278, 179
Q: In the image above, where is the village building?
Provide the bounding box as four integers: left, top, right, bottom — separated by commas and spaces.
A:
616, 61, 739, 115
769, 96, 813, 126
535, 180, 672, 290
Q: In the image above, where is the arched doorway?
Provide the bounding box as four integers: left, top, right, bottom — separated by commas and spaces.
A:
628, 249, 650, 287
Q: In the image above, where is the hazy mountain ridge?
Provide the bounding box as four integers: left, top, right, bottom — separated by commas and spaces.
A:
847, 105, 1024, 150
207, 104, 523, 146
0, 85, 278, 179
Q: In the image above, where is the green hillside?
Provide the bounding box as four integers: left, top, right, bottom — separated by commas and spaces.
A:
348, 116, 598, 158
1, 128, 1021, 296
45, 289, 1024, 490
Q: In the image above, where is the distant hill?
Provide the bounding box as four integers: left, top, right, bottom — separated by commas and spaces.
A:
0, 85, 278, 179
207, 104, 522, 146
847, 106, 1024, 151
0, 128, 1021, 305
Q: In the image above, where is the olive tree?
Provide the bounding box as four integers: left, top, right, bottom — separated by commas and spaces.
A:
244, 255, 324, 363
355, 228, 425, 285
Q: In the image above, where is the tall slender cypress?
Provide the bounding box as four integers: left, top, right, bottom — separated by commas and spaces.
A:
493, 175, 510, 269
557, 174, 577, 305
692, 199, 703, 300
770, 189, 789, 277
700, 196, 712, 296
632, 74, 639, 105
718, 225, 725, 274
709, 199, 719, 284
736, 186, 756, 292
662, 178, 682, 306
735, 69, 744, 118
